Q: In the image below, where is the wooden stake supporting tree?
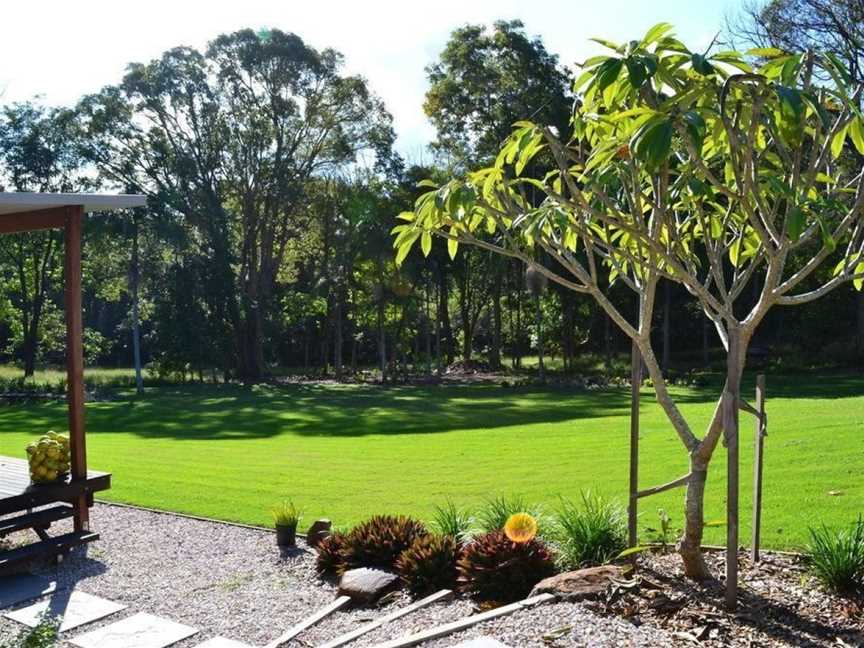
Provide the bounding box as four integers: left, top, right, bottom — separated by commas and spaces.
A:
395, 24, 864, 608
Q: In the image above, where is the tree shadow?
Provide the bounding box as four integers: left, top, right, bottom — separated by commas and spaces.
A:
0, 382, 634, 441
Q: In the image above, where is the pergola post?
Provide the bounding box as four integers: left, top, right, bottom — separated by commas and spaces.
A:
64, 205, 88, 532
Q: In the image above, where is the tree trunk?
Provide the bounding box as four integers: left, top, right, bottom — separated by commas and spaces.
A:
662, 280, 671, 373
131, 214, 144, 395
333, 287, 343, 380
679, 464, 710, 578
490, 271, 502, 370
437, 268, 454, 363
377, 292, 387, 378
857, 292, 864, 359
535, 295, 545, 382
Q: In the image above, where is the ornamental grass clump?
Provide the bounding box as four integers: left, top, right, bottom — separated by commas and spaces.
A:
458, 514, 554, 603
395, 534, 461, 597
343, 514, 428, 570
315, 532, 347, 578
552, 492, 627, 569
806, 516, 864, 595
432, 501, 473, 542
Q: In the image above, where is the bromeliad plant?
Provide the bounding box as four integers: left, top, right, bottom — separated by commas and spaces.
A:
342, 515, 429, 570
394, 23, 864, 582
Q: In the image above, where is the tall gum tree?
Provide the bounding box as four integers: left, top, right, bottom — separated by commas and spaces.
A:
394, 24, 864, 578
77, 29, 396, 380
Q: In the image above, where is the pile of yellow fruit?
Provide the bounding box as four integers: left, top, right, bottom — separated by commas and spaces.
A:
26, 431, 70, 484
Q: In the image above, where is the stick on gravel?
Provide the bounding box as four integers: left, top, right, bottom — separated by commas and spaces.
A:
320, 589, 454, 648
264, 595, 352, 648
368, 593, 556, 648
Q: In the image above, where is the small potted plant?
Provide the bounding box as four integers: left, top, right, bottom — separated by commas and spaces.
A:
271, 501, 301, 548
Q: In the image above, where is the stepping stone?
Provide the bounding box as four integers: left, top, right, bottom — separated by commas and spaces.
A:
70, 612, 198, 648
0, 574, 56, 609
452, 639, 512, 648
193, 638, 254, 648
5, 590, 126, 631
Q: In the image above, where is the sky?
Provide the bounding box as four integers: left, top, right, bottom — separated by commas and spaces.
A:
1, 0, 745, 158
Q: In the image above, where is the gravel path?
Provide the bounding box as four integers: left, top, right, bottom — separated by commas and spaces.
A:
0, 503, 679, 647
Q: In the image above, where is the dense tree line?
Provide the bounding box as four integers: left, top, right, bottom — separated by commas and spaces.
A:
0, 18, 859, 381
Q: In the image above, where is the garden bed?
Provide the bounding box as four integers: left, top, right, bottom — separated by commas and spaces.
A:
0, 504, 860, 647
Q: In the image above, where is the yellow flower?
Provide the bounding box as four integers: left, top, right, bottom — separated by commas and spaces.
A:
504, 512, 538, 543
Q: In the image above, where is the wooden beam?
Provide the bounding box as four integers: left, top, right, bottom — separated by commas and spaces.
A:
370, 593, 555, 648
0, 207, 69, 235
628, 340, 640, 555
724, 330, 742, 610
264, 596, 351, 648
64, 206, 88, 533
751, 374, 767, 562
320, 589, 453, 648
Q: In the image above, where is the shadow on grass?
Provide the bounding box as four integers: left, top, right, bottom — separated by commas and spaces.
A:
0, 372, 859, 442
0, 382, 633, 441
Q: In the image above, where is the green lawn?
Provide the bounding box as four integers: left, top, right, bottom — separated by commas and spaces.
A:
0, 372, 860, 550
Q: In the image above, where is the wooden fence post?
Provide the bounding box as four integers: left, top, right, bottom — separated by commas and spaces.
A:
724, 329, 741, 610
751, 374, 767, 562
628, 340, 640, 555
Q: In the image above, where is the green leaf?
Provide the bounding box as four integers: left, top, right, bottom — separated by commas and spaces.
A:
681, 110, 706, 152
690, 53, 715, 76
786, 206, 805, 242
595, 58, 623, 93
848, 117, 864, 155
624, 58, 647, 88
421, 230, 432, 256
831, 122, 850, 159
630, 116, 673, 170
416, 179, 438, 189
817, 217, 836, 252
642, 22, 674, 46
855, 261, 864, 291
747, 47, 787, 58
617, 545, 653, 559
447, 229, 459, 260
775, 85, 805, 144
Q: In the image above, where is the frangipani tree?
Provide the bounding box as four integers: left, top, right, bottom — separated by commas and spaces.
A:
394, 24, 864, 583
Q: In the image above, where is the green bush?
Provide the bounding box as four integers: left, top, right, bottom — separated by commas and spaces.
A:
551, 492, 626, 569
395, 534, 461, 597
432, 501, 473, 542
457, 530, 555, 602
806, 517, 864, 595
343, 515, 428, 570
1, 614, 59, 648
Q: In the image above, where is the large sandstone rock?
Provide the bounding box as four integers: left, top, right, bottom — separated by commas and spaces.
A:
306, 519, 332, 548
338, 568, 399, 604
529, 565, 623, 601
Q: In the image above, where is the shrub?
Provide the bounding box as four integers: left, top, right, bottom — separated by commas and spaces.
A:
552, 492, 626, 569
1, 614, 58, 648
432, 501, 473, 542
806, 516, 864, 595
477, 496, 544, 534
396, 534, 461, 597
270, 501, 300, 529
343, 515, 428, 570
457, 530, 555, 603
315, 532, 347, 577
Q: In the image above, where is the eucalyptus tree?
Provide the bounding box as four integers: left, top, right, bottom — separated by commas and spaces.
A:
77, 28, 396, 380
395, 25, 864, 581
0, 102, 94, 376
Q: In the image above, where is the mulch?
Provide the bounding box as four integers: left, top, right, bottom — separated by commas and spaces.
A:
587, 549, 863, 647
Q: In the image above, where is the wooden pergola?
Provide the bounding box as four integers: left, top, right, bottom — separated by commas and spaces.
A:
0, 192, 146, 568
